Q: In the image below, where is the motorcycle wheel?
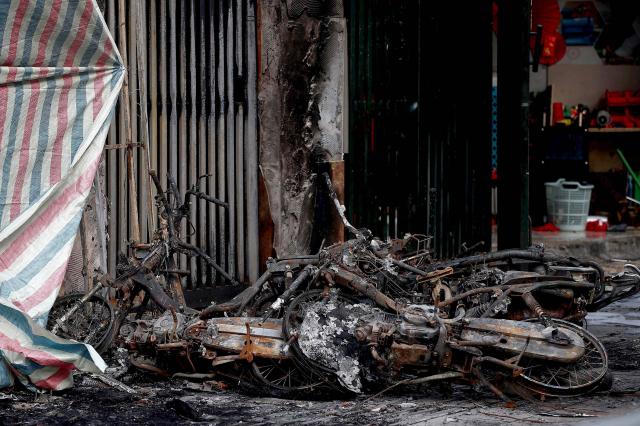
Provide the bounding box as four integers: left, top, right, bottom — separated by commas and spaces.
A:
516, 319, 608, 397
282, 289, 359, 395
47, 293, 114, 353
250, 358, 327, 398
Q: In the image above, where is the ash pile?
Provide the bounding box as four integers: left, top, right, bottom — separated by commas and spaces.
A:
47, 173, 640, 401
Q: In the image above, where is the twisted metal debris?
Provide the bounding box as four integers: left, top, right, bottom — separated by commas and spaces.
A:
48, 173, 640, 400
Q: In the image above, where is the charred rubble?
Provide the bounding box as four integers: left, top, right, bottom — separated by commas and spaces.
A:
46, 173, 640, 401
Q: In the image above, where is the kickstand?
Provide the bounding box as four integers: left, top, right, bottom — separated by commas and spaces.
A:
473, 367, 514, 407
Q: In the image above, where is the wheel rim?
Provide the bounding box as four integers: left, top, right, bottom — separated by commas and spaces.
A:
251, 359, 324, 391
47, 294, 113, 348
518, 319, 608, 396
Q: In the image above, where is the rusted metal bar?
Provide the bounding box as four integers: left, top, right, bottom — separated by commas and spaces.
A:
159, 0, 169, 190
187, 190, 228, 208
245, 0, 259, 282
521, 291, 546, 319
424, 248, 552, 272
322, 162, 346, 245
235, 0, 243, 77
148, 0, 159, 222
127, 0, 141, 241
323, 172, 361, 238
131, 273, 180, 310
177, 241, 238, 285
332, 267, 403, 313
473, 367, 511, 403
168, 0, 179, 212
200, 270, 271, 319
226, 1, 236, 279
93, 170, 108, 272
149, 170, 174, 239
197, 0, 208, 286
178, 0, 188, 270
135, 0, 155, 237
262, 265, 315, 320
117, 0, 140, 244
234, 0, 245, 283
188, 0, 198, 288
80, 205, 93, 291
472, 356, 524, 377
106, 0, 117, 273
104, 143, 143, 150
116, 2, 128, 252
199, 258, 319, 319
217, 1, 227, 276
207, 0, 218, 286
235, 105, 245, 282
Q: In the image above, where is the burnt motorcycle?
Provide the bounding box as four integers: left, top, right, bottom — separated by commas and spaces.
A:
284, 287, 608, 398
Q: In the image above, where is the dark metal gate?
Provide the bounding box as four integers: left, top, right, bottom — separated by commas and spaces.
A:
346, 0, 493, 258
102, 0, 259, 292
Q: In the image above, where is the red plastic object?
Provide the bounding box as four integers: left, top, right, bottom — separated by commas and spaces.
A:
609, 111, 639, 128
539, 32, 567, 65
552, 102, 564, 123
531, 0, 566, 65
586, 217, 608, 232
604, 90, 640, 128
606, 90, 640, 107
533, 223, 560, 232
532, 0, 561, 34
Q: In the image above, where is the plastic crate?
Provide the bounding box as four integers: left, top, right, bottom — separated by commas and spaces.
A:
606, 90, 640, 107
545, 179, 593, 231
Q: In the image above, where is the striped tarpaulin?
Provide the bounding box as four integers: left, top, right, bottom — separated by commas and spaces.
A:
0, 301, 106, 390
0, 0, 123, 390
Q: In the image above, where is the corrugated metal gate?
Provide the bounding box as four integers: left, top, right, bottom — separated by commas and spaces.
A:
101, 0, 259, 288
346, 0, 493, 258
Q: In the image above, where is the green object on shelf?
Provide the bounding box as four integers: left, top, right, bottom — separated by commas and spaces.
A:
616, 148, 640, 200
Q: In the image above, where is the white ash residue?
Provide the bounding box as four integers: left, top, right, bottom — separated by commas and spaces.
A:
298, 296, 377, 393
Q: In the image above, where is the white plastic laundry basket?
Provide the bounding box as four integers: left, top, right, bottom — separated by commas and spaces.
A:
545, 179, 594, 231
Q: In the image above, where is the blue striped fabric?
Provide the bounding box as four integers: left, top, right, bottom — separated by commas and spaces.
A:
0, 0, 123, 391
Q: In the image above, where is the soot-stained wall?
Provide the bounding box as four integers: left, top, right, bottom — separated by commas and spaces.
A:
259, 0, 346, 257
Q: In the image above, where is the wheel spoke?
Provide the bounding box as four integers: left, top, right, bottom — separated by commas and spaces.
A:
519, 320, 607, 396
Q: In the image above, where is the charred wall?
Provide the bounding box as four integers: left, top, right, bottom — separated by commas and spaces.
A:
259, 0, 346, 257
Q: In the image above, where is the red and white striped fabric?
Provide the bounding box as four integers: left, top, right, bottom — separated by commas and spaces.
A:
0, 0, 123, 390
0, 301, 106, 390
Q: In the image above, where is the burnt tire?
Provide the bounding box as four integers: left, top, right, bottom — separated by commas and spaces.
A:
47, 293, 114, 353
249, 359, 330, 399
282, 289, 360, 397
516, 319, 608, 397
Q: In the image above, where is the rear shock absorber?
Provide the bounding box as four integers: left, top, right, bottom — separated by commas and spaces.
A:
520, 292, 568, 343
521, 292, 546, 319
